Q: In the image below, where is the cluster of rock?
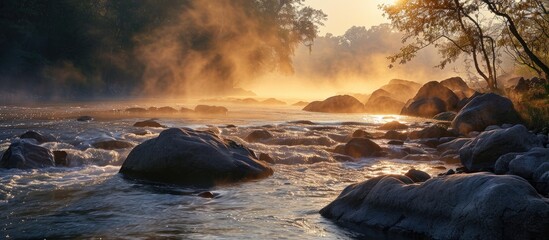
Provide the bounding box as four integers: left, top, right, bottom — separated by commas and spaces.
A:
199, 97, 287, 106
319, 78, 549, 239
125, 105, 228, 115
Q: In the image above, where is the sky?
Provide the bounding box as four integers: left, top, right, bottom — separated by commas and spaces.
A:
303, 0, 396, 36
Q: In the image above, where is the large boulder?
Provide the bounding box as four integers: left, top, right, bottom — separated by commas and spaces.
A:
303, 95, 365, 113
320, 173, 549, 240
0, 140, 55, 169
401, 81, 459, 118
451, 93, 523, 135
119, 128, 273, 186
364, 95, 404, 114
440, 76, 476, 100
343, 138, 382, 158
495, 147, 549, 195
459, 125, 543, 171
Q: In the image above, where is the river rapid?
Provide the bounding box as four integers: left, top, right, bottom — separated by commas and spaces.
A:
0, 102, 458, 239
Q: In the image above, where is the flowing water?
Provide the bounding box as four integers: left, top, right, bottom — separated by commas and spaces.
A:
0, 102, 457, 239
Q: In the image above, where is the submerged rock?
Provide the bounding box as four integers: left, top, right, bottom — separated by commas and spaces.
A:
20, 130, 54, 143
245, 130, 273, 142
320, 173, 549, 240
351, 129, 372, 139
451, 93, 523, 135
0, 140, 55, 169
92, 140, 134, 150
119, 128, 273, 186
460, 125, 543, 171
344, 138, 382, 158
133, 120, 164, 128
303, 95, 365, 113
53, 150, 69, 166
378, 121, 408, 130
76, 116, 94, 122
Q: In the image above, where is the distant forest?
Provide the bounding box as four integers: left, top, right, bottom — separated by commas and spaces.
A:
0, 0, 325, 100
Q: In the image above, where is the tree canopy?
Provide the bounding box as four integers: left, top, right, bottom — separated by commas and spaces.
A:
382, 0, 548, 90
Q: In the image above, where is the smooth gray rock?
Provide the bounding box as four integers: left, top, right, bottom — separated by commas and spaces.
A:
459, 125, 543, 171
119, 128, 273, 186
320, 173, 549, 240
404, 169, 431, 182
495, 148, 549, 195
20, 131, 54, 143
436, 138, 471, 152
0, 140, 55, 169
451, 93, 523, 135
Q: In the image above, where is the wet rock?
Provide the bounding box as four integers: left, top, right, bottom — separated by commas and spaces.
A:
53, 150, 69, 166
258, 153, 275, 164
404, 169, 431, 182
0, 140, 55, 169
451, 93, 523, 135
333, 144, 346, 154
92, 140, 134, 150
436, 138, 471, 152
125, 107, 147, 113
194, 105, 228, 115
495, 147, 549, 195
459, 125, 543, 171
383, 130, 407, 140
320, 173, 549, 240
387, 140, 404, 145
416, 138, 443, 148
303, 95, 365, 113
288, 120, 316, 125
409, 125, 456, 139
378, 121, 408, 130
344, 138, 382, 158
401, 81, 459, 118
244, 130, 273, 142
433, 111, 456, 121
333, 154, 356, 162
133, 120, 164, 128
20, 130, 54, 143
198, 191, 215, 198
364, 95, 405, 114
76, 116, 94, 122
351, 129, 372, 138
120, 128, 273, 186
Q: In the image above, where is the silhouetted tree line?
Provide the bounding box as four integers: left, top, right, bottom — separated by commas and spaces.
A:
0, 0, 325, 99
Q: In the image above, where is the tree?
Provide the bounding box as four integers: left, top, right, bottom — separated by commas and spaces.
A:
382, 0, 502, 90
482, 0, 549, 78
